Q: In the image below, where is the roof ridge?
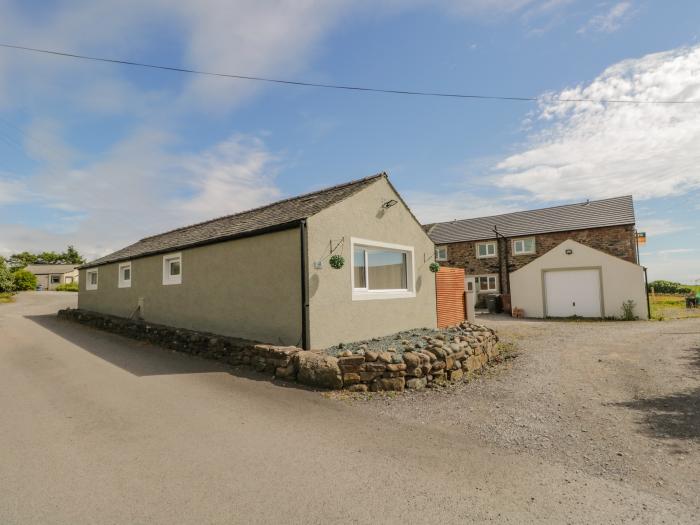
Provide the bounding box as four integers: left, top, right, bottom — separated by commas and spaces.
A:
433, 194, 633, 227
139, 172, 386, 242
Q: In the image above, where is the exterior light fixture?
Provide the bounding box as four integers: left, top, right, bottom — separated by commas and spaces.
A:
565, 249, 573, 255
382, 199, 398, 208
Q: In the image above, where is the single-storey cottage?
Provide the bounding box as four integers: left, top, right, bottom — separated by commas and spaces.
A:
78, 173, 437, 349
25, 264, 79, 290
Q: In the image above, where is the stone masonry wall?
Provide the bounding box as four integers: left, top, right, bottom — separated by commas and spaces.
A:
439, 225, 637, 295
58, 308, 501, 392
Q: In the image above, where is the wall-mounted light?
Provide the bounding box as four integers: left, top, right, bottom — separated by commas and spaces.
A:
382, 199, 398, 208
565, 249, 573, 255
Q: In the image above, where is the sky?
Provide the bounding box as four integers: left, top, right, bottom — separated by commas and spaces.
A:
0, 0, 698, 283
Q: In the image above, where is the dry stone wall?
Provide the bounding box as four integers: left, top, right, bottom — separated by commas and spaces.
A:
58, 308, 500, 392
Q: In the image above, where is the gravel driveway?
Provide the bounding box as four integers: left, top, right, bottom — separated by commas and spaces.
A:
2, 293, 699, 523
361, 314, 700, 514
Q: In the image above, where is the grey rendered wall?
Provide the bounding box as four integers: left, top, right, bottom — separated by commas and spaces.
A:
510, 239, 649, 319
306, 178, 437, 348
78, 228, 303, 345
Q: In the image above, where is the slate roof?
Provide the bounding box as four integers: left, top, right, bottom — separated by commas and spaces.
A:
84, 173, 386, 268
24, 264, 79, 274
427, 195, 635, 244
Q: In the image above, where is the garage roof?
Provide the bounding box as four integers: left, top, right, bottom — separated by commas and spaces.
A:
427, 195, 635, 244
83, 173, 386, 268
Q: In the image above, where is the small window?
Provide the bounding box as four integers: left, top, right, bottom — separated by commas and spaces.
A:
118, 262, 132, 288
513, 237, 536, 255
435, 246, 448, 261
351, 239, 414, 300
476, 241, 497, 259
162, 253, 182, 285
86, 269, 98, 290
65, 277, 73, 284
474, 274, 498, 293
50, 275, 61, 284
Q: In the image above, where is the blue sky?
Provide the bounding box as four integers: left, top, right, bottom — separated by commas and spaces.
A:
0, 0, 698, 283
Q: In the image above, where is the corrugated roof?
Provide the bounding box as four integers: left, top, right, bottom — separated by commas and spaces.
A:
24, 264, 78, 274
428, 195, 635, 244
83, 173, 386, 268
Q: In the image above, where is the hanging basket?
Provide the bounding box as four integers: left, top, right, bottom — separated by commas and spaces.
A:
429, 262, 440, 273
329, 254, 345, 269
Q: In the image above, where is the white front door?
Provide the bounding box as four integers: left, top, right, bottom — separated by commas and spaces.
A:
464, 276, 476, 321
544, 269, 602, 318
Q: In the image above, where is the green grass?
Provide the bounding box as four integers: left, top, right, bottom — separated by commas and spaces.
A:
0, 292, 14, 304
650, 293, 700, 320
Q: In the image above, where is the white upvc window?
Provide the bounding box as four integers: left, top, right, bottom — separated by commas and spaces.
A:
513, 237, 536, 255
86, 269, 98, 290
162, 253, 182, 285
118, 262, 132, 288
476, 241, 497, 259
435, 246, 448, 261
475, 274, 499, 293
351, 238, 415, 301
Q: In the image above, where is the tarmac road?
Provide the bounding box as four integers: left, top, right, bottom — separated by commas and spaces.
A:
1, 292, 695, 524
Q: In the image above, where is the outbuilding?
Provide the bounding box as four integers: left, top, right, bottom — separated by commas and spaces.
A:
25, 264, 79, 290
78, 173, 437, 349
510, 239, 649, 319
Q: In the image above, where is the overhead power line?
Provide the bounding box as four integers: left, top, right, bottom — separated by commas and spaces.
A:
0, 42, 696, 105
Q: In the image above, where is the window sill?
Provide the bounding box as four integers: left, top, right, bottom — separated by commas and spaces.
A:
352, 290, 416, 301
513, 252, 536, 256
476, 255, 498, 259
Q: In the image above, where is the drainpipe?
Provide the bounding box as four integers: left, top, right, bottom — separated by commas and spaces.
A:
634, 228, 641, 265
300, 219, 310, 350
492, 226, 510, 295
643, 266, 651, 320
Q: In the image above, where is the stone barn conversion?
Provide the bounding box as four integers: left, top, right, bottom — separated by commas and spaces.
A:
78, 173, 437, 349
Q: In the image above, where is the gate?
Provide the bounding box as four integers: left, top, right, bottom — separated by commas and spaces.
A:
435, 267, 466, 328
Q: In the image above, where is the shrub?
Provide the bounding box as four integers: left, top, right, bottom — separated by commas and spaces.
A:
12, 269, 37, 291
55, 282, 79, 292
621, 300, 637, 321
0, 258, 14, 293
648, 280, 692, 295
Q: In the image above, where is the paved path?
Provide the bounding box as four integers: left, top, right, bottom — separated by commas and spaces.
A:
1, 293, 696, 524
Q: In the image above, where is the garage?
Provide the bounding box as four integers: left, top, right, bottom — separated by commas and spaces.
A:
543, 268, 602, 317
510, 239, 649, 320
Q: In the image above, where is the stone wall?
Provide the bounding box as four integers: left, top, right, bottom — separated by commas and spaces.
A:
58, 308, 501, 392
438, 224, 637, 296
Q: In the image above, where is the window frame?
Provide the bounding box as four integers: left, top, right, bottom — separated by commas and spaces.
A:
86, 269, 98, 290
50, 274, 61, 284
475, 241, 497, 259
350, 237, 415, 301
118, 262, 132, 288
435, 245, 448, 262
512, 237, 536, 256
162, 252, 182, 286
474, 274, 499, 293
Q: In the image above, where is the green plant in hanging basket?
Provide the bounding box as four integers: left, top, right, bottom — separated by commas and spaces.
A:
329, 254, 345, 269
429, 262, 440, 273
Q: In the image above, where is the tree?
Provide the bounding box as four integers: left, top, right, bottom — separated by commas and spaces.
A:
61, 245, 85, 265
8, 245, 86, 268
0, 257, 14, 293
12, 269, 37, 291
8, 251, 38, 270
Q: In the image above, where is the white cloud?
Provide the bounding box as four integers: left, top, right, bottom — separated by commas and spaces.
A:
178, 135, 281, 221
404, 190, 521, 224
0, 131, 283, 261
637, 218, 690, 238
494, 45, 700, 201
578, 1, 634, 34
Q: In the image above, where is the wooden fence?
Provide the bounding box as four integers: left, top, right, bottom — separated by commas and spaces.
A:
436, 267, 466, 328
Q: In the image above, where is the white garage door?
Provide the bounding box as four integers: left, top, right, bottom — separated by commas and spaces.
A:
544, 269, 602, 318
